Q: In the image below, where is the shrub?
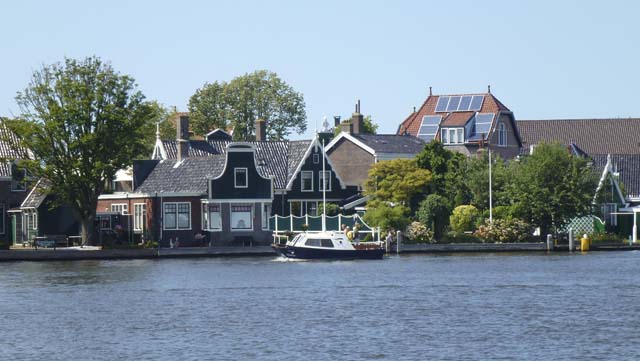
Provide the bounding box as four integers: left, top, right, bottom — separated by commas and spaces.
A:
589, 232, 625, 244
406, 221, 434, 244
450, 205, 481, 233
442, 231, 483, 244
416, 194, 451, 240
474, 218, 533, 243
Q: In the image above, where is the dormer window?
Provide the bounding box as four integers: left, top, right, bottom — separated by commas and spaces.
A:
234, 168, 248, 188
441, 128, 464, 145
498, 123, 507, 146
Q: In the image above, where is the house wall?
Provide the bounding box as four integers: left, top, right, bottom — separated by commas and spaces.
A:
489, 113, 521, 160
0, 180, 30, 243
207, 202, 272, 245
326, 137, 375, 188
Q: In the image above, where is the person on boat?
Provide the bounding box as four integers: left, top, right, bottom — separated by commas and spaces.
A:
353, 223, 360, 244
345, 226, 354, 241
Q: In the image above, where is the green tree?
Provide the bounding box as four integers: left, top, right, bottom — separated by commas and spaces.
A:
416, 194, 452, 240
139, 101, 177, 157
8, 56, 154, 244
188, 70, 307, 140
415, 141, 468, 205
505, 142, 597, 236
363, 201, 410, 231
449, 205, 481, 233
464, 150, 509, 212
364, 158, 431, 211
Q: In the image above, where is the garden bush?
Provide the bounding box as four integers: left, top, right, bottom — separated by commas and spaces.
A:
589, 232, 625, 244
406, 221, 434, 244
474, 218, 533, 243
450, 205, 481, 233
441, 231, 483, 244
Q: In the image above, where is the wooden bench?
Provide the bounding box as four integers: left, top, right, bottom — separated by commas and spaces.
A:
34, 235, 68, 249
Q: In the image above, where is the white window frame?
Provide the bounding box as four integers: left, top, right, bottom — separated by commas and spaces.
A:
498, 123, 507, 147
230, 203, 253, 231
133, 203, 146, 232
111, 203, 128, 215
301, 171, 313, 192
441, 128, 464, 145
163, 202, 191, 230
234, 168, 248, 188
319, 171, 332, 191
313, 154, 320, 164
262, 203, 272, 230
202, 203, 222, 231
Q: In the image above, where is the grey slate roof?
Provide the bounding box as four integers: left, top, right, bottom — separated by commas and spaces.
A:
135, 156, 226, 194
0, 121, 29, 160
592, 154, 640, 199
352, 134, 425, 154
142, 139, 313, 193
518, 118, 640, 155
21, 179, 49, 209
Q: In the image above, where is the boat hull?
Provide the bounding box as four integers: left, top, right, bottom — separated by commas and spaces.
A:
272, 244, 384, 260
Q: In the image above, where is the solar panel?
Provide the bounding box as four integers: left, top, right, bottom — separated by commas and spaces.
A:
446, 96, 461, 111
474, 113, 494, 138
417, 115, 441, 141
458, 96, 472, 111
435, 96, 449, 112
470, 95, 484, 111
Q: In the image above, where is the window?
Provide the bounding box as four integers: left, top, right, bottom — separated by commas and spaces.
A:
290, 201, 302, 216
234, 168, 248, 188
134, 203, 146, 232
301, 171, 313, 192
203, 203, 221, 230
99, 216, 111, 230
603, 203, 617, 226
25, 211, 37, 231
163, 202, 191, 230
305, 238, 321, 247
231, 204, 252, 230
0, 204, 5, 234
498, 123, 507, 146
319, 171, 331, 191
111, 204, 128, 214
441, 128, 464, 145
262, 203, 272, 230
307, 202, 318, 216
313, 154, 319, 164
11, 164, 27, 192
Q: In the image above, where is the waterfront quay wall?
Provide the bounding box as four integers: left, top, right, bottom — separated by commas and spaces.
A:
398, 242, 547, 253
0, 246, 276, 262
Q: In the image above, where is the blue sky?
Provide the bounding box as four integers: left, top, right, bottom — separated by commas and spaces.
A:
1, 0, 639, 138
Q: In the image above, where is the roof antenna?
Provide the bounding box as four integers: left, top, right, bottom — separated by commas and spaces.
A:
429, 86, 432, 96
487, 85, 491, 94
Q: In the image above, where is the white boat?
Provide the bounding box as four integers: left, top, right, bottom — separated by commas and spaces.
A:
272, 231, 384, 260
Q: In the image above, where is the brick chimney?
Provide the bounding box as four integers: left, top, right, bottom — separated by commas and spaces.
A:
177, 114, 189, 160
334, 116, 341, 127
351, 100, 364, 134
255, 118, 266, 141
341, 121, 353, 133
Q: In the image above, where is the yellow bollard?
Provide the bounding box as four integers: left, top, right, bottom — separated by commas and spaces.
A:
580, 234, 590, 252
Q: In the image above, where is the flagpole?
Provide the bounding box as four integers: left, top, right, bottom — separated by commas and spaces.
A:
322, 138, 326, 232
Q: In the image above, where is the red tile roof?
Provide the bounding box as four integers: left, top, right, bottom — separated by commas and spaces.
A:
398, 92, 510, 138
441, 112, 474, 127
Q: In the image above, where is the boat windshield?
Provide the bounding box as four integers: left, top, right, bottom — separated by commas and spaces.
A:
305, 238, 334, 248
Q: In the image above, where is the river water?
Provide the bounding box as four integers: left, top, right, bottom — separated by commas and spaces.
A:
0, 252, 639, 360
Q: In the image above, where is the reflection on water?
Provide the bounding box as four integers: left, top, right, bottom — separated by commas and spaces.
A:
1, 252, 639, 360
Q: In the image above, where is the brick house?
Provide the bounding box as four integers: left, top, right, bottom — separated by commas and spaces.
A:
325, 105, 425, 190
397, 88, 522, 159
97, 116, 358, 246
